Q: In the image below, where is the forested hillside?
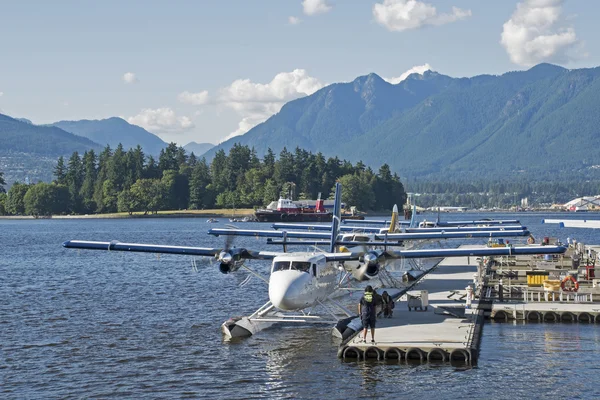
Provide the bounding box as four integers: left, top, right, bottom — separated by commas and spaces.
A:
0, 114, 101, 155
51, 117, 167, 156
205, 63, 600, 181
0, 143, 405, 216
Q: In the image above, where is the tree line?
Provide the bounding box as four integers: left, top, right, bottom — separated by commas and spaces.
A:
406, 179, 599, 209
0, 143, 407, 217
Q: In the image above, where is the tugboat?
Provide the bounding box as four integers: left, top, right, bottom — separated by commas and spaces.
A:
254, 193, 365, 223
254, 196, 332, 222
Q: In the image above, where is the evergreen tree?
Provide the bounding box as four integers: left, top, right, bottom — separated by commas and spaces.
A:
189, 158, 213, 209
93, 145, 112, 212
210, 149, 228, 193
0, 169, 5, 193
0, 192, 7, 215
65, 151, 84, 213
108, 144, 127, 191
80, 150, 98, 213
144, 155, 161, 180
54, 156, 67, 185
158, 143, 180, 172
262, 148, 276, 177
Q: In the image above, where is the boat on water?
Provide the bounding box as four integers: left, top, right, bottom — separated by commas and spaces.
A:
254, 197, 364, 222
229, 216, 256, 223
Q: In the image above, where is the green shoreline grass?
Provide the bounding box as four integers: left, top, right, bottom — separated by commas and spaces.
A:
0, 209, 256, 219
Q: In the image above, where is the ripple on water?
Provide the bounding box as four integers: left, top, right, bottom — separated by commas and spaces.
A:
2, 215, 600, 398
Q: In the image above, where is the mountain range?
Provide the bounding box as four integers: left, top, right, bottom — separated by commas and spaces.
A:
3, 63, 600, 187
183, 142, 215, 158
204, 63, 600, 180
50, 117, 168, 156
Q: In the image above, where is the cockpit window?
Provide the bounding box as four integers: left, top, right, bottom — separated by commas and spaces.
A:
273, 261, 290, 272
291, 261, 311, 272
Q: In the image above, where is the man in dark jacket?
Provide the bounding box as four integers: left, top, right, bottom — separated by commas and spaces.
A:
358, 285, 377, 343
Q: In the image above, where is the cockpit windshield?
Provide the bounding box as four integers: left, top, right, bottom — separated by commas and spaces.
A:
291, 261, 311, 272
273, 261, 290, 272
272, 260, 311, 273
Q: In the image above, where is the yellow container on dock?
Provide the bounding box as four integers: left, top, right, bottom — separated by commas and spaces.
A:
542, 280, 561, 291
526, 271, 550, 287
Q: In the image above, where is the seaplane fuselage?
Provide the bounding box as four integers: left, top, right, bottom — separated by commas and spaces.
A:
268, 253, 339, 311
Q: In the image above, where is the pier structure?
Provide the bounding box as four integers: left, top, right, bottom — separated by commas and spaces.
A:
484, 243, 600, 322
339, 247, 483, 365
338, 241, 600, 365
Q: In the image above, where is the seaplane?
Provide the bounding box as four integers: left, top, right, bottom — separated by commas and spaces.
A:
63, 183, 567, 339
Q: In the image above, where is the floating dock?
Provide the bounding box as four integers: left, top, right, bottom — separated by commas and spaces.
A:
339, 241, 600, 365
339, 249, 482, 364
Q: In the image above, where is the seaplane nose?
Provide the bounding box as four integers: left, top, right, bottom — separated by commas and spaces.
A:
269, 271, 307, 311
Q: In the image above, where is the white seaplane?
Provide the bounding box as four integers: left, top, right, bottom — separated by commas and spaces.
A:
63, 183, 567, 339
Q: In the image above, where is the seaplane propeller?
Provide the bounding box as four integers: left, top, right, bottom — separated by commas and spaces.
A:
216, 233, 244, 274
355, 249, 385, 281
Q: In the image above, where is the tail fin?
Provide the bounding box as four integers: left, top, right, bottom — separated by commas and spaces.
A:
330, 182, 342, 253
388, 204, 398, 233
409, 204, 416, 228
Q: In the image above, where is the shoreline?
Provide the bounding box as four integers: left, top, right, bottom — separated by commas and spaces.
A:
0, 209, 256, 220
0, 209, 575, 220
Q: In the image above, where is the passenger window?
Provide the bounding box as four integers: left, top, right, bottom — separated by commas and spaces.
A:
312, 264, 317, 277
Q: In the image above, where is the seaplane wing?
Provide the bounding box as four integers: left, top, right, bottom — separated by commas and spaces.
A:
208, 228, 331, 240
272, 223, 384, 233
373, 230, 530, 240
324, 244, 567, 282
273, 223, 527, 233
210, 228, 531, 242
63, 240, 280, 260
543, 219, 600, 229
380, 244, 566, 259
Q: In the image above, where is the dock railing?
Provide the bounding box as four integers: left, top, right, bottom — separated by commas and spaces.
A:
523, 289, 594, 303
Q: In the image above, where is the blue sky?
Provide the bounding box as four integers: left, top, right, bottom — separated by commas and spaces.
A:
0, 0, 597, 146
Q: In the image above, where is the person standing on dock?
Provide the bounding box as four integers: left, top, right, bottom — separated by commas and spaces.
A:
358, 285, 377, 343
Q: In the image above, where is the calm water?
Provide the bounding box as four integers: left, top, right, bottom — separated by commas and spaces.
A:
1, 213, 600, 399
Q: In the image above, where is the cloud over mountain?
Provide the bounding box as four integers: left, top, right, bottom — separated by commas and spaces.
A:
127, 107, 193, 134
373, 0, 471, 32
501, 0, 580, 66
385, 63, 432, 84
219, 69, 324, 141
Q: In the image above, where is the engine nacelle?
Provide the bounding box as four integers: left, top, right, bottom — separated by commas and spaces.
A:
217, 249, 245, 274
352, 251, 381, 281
219, 262, 242, 274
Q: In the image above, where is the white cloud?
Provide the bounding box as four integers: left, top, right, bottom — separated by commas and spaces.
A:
221, 117, 264, 143
178, 90, 209, 105
127, 107, 194, 134
302, 0, 332, 16
219, 69, 324, 140
289, 16, 301, 25
501, 0, 579, 66
122, 72, 138, 84
384, 63, 432, 84
373, 0, 471, 32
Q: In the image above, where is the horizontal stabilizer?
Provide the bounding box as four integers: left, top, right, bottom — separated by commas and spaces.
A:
435, 219, 520, 226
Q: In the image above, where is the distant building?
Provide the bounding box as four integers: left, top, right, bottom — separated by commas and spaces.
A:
563, 196, 600, 212
427, 206, 468, 212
